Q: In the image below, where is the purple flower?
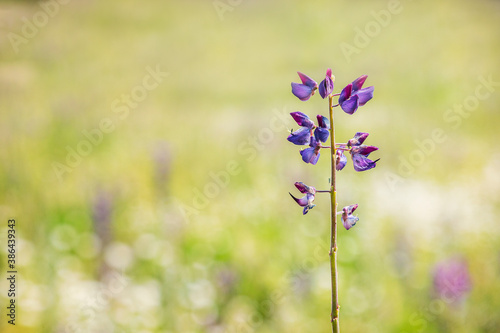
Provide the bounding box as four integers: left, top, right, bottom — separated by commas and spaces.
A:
433, 258, 472, 304
287, 112, 314, 146
287, 113, 329, 154
351, 154, 379, 172
336, 149, 347, 171
341, 204, 359, 230
338, 75, 374, 114
348, 132, 379, 172
314, 115, 330, 143
289, 182, 316, 215
290, 111, 315, 128
347, 132, 369, 146
300, 134, 321, 165
319, 68, 335, 99
288, 127, 312, 146
291, 72, 318, 101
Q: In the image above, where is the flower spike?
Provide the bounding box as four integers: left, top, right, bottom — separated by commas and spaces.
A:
285, 67, 379, 331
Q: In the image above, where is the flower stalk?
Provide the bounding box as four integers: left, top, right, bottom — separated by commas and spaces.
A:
329, 95, 340, 332
287, 69, 378, 332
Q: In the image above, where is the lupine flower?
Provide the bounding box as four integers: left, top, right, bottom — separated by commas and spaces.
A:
291, 72, 318, 101
300, 134, 321, 165
348, 132, 379, 172
290, 111, 315, 128
319, 68, 335, 99
351, 154, 379, 172
287, 113, 330, 164
338, 75, 374, 114
288, 126, 312, 146
347, 132, 369, 146
341, 204, 359, 230
433, 258, 472, 304
289, 182, 316, 215
314, 115, 330, 143
287, 112, 315, 146
300, 122, 331, 165
336, 149, 347, 171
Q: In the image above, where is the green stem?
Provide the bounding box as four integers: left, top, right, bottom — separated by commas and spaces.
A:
328, 95, 340, 333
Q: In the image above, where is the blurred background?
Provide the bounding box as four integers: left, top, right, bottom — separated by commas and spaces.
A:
1, 0, 500, 332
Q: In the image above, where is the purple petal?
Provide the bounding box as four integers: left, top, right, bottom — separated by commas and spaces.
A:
351, 145, 378, 156
303, 193, 316, 214
354, 86, 374, 106
297, 72, 317, 88
316, 115, 330, 129
318, 68, 334, 99
294, 182, 315, 194
338, 83, 352, 105
290, 189, 316, 214
287, 127, 312, 146
314, 127, 330, 143
291, 83, 314, 101
309, 134, 319, 148
348, 132, 369, 146
342, 215, 359, 230
340, 95, 359, 115
300, 147, 320, 165
290, 112, 314, 128
289, 193, 308, 207
318, 80, 327, 99
351, 75, 368, 92
351, 153, 379, 172
343, 204, 358, 215
336, 150, 347, 171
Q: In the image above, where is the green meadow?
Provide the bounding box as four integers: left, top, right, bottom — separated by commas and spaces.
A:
1, 0, 500, 332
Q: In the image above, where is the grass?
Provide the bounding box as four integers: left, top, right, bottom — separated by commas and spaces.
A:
1, 0, 500, 332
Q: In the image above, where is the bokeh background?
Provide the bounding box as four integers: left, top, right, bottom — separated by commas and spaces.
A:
1, 0, 500, 332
